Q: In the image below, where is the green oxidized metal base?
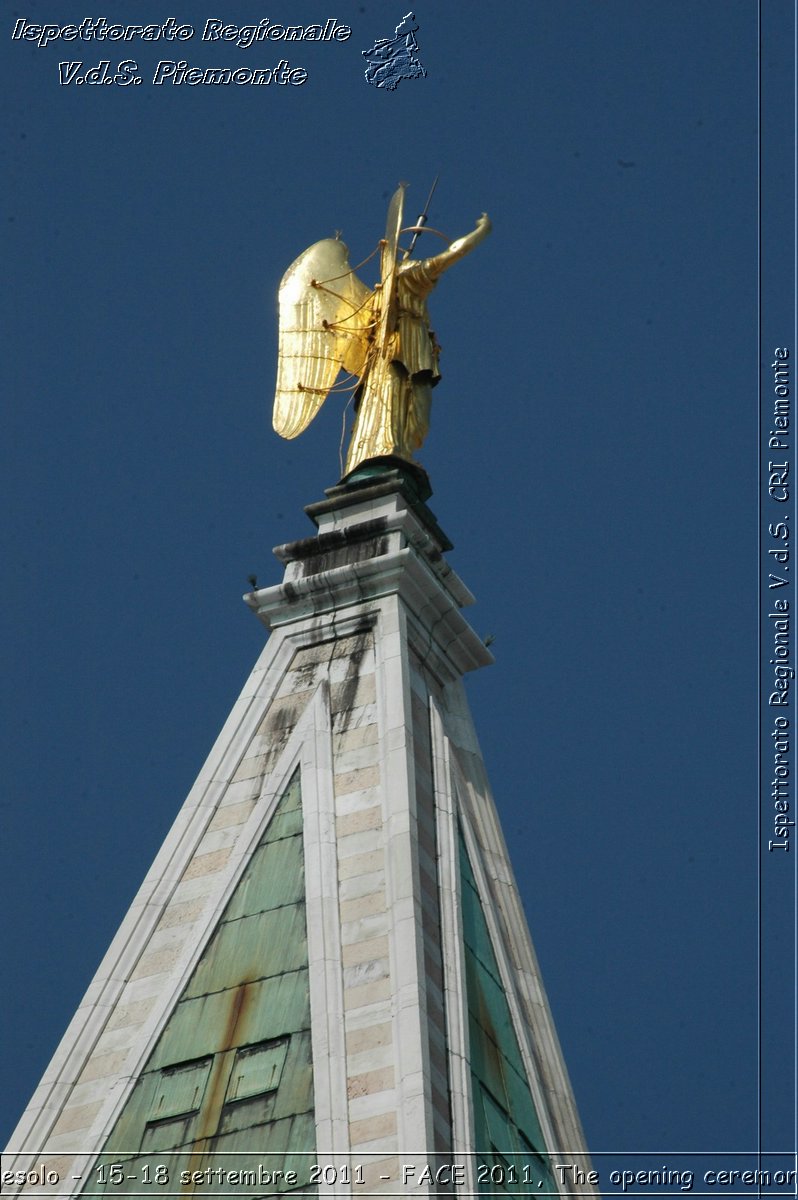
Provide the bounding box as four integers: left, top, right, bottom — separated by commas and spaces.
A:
338, 454, 432, 503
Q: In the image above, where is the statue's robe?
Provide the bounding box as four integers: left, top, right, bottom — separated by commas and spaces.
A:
345, 258, 443, 474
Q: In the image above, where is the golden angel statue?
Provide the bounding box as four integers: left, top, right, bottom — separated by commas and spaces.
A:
273, 185, 491, 479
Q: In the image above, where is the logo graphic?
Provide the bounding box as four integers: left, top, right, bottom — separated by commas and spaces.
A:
362, 12, 426, 90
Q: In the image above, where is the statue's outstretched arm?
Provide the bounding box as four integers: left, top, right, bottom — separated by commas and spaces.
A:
420, 214, 491, 279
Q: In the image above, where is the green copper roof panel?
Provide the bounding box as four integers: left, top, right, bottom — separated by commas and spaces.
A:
82, 769, 316, 1197
459, 826, 553, 1195
268, 1030, 314, 1120
228, 1038, 289, 1101
183, 903, 308, 996
225, 826, 305, 919
148, 1058, 213, 1120
465, 947, 518, 1059
263, 796, 304, 839
148, 969, 311, 1068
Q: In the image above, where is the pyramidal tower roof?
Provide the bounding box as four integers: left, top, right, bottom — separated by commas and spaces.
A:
4, 466, 596, 1198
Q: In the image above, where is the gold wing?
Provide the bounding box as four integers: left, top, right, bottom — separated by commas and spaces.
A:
375, 184, 405, 360
274, 238, 373, 439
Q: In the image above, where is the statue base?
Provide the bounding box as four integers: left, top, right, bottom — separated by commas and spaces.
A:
299, 455, 451, 553
338, 455, 432, 503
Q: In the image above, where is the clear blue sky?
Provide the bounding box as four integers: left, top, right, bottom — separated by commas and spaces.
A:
3, 0, 795, 1180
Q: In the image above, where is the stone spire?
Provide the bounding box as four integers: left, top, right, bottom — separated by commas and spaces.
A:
4, 468, 594, 1198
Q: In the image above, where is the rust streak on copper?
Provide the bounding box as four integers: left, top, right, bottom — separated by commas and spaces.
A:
179, 982, 254, 1193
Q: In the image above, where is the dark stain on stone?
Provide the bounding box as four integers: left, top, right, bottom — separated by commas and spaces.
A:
331, 630, 372, 725
263, 701, 301, 733
293, 660, 319, 688
275, 518, 391, 579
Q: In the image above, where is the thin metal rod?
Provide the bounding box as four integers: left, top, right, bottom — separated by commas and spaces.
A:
403, 175, 439, 259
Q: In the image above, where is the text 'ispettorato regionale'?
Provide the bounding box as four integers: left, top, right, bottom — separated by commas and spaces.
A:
11, 17, 353, 48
